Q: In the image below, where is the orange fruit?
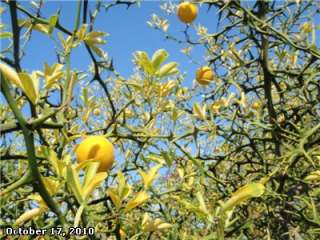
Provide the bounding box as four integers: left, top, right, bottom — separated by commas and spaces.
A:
177, 2, 198, 24
252, 101, 261, 111
93, 108, 101, 116
196, 66, 214, 85
75, 136, 114, 172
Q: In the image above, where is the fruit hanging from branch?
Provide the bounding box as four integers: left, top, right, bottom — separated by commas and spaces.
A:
177, 2, 198, 24
196, 66, 214, 85
75, 135, 115, 172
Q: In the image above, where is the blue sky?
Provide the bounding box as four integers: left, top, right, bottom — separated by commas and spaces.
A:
1, 1, 219, 87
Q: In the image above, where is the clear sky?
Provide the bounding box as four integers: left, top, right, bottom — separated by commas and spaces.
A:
1, 1, 221, 87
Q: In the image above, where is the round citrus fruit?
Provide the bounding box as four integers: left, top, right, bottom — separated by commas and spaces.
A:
252, 101, 261, 111
196, 66, 214, 85
93, 108, 101, 116
75, 136, 114, 172
177, 2, 198, 24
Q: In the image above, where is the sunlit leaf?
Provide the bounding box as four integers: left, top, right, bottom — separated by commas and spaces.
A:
0, 63, 22, 88
156, 62, 179, 78
0, 31, 12, 39
139, 164, 162, 189
142, 213, 172, 232
134, 51, 154, 74
193, 103, 207, 120
221, 182, 265, 212
42, 177, 60, 196
124, 191, 149, 212
15, 208, 45, 226
107, 187, 122, 209
151, 49, 169, 71
305, 170, 320, 182
66, 164, 84, 203
18, 72, 39, 104
196, 191, 209, 215
83, 172, 108, 200
42, 63, 64, 89
117, 172, 131, 200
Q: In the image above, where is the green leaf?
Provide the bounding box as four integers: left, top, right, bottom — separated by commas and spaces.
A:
146, 153, 165, 164
134, 51, 154, 74
48, 14, 58, 34
18, 72, 39, 104
0, 32, 12, 39
43, 63, 64, 89
83, 172, 108, 200
305, 170, 320, 182
117, 172, 131, 200
66, 164, 84, 203
151, 49, 168, 71
156, 62, 179, 78
0, 63, 22, 87
196, 191, 209, 215
178, 198, 207, 219
107, 187, 122, 209
124, 191, 149, 212
221, 182, 265, 213
15, 208, 45, 226
161, 151, 173, 166
74, 204, 85, 227
193, 103, 207, 120
139, 164, 162, 189
82, 162, 100, 189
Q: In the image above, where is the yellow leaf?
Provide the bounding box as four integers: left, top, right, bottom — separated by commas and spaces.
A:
134, 51, 154, 75
76, 24, 88, 41
300, 22, 313, 34
83, 172, 108, 200
151, 49, 169, 70
221, 182, 265, 212
27, 194, 45, 206
48, 150, 65, 177
235, 92, 247, 108
66, 164, 84, 203
156, 62, 179, 77
156, 221, 172, 230
141, 213, 172, 232
117, 172, 131, 200
193, 103, 206, 120
139, 164, 162, 189
0, 63, 22, 87
107, 187, 122, 209
15, 208, 45, 226
305, 170, 320, 182
43, 63, 64, 89
124, 191, 149, 212
18, 72, 39, 104
33, 23, 50, 34
75, 158, 101, 172
196, 191, 209, 215
42, 177, 60, 196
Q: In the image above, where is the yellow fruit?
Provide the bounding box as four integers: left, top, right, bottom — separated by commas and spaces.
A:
75, 136, 114, 172
177, 2, 198, 24
93, 108, 101, 116
196, 66, 214, 85
252, 101, 261, 111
